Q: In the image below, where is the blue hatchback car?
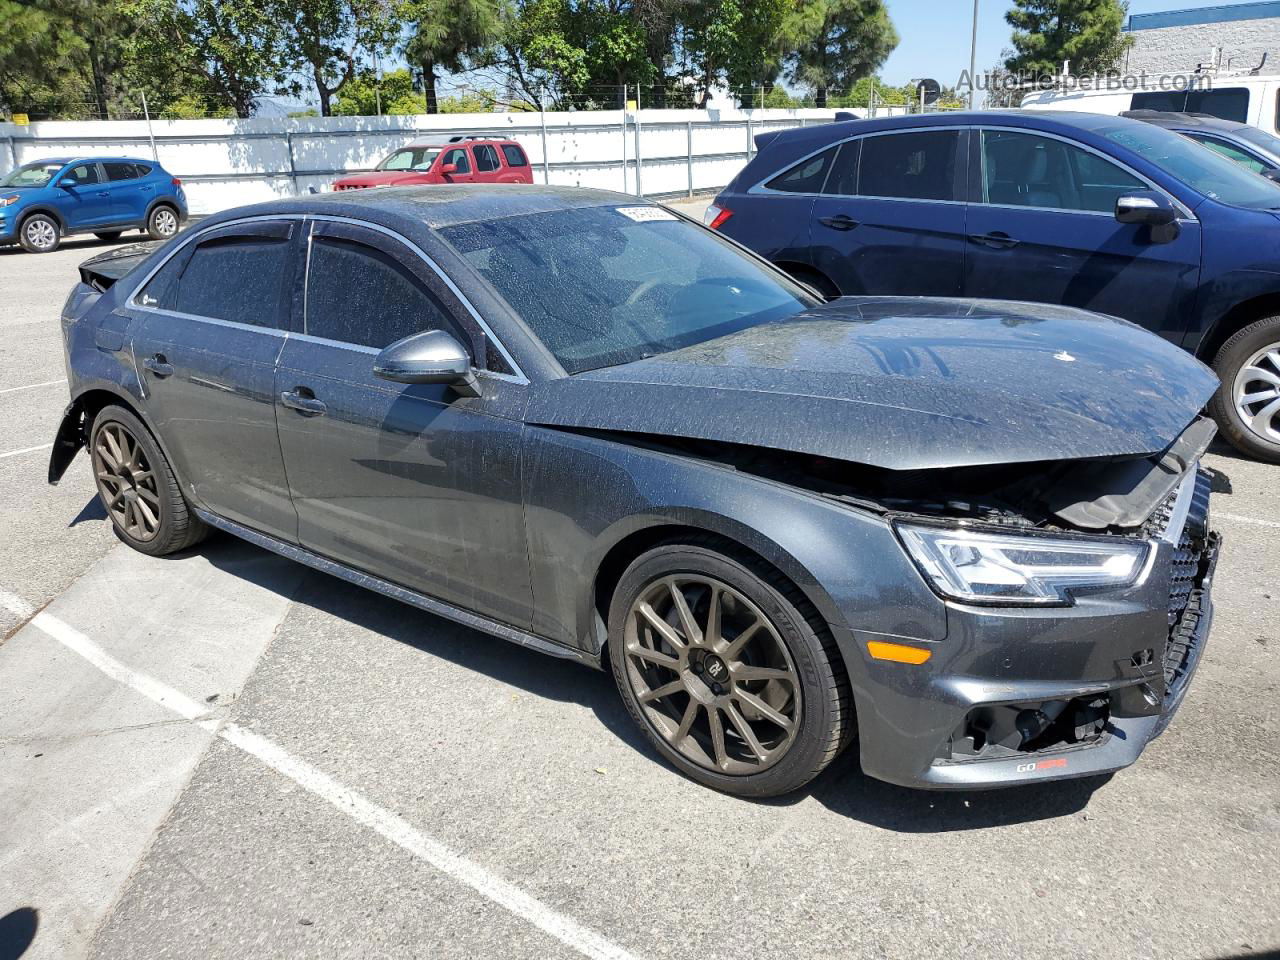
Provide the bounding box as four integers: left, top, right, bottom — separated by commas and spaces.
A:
708, 111, 1280, 462
0, 156, 187, 254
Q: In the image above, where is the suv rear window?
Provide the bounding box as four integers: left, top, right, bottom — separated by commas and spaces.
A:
1131, 87, 1250, 123
501, 145, 528, 167
103, 162, 141, 181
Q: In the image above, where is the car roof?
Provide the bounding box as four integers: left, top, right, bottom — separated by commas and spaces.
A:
25, 156, 155, 166
199, 183, 643, 233
1120, 110, 1250, 133
405, 137, 518, 148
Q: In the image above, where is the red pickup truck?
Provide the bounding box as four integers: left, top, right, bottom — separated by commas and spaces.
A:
333, 136, 534, 191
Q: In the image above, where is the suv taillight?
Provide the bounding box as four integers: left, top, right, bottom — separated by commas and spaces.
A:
172, 177, 182, 187
705, 204, 733, 230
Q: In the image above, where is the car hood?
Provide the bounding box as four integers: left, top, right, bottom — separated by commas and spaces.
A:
334, 171, 431, 187
525, 297, 1220, 471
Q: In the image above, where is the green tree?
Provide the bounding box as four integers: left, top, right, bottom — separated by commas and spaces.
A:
680, 0, 795, 107
124, 0, 295, 117
401, 0, 502, 113
788, 0, 897, 108
1004, 0, 1132, 78
270, 0, 397, 116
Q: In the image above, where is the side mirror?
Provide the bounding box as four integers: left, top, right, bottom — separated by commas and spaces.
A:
57, 178, 75, 188
439, 163, 458, 176
1115, 191, 1178, 226
373, 329, 480, 397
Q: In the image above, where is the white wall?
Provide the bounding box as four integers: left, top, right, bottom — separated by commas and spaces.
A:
0, 105, 906, 215
1123, 16, 1280, 75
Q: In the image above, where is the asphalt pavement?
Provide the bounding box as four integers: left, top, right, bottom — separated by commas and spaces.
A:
0, 201, 1277, 960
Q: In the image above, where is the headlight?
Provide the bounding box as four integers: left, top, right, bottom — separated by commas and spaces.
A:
0, 195, 18, 207
895, 522, 1149, 606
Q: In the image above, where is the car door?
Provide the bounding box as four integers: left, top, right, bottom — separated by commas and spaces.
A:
275, 219, 533, 628
101, 161, 150, 225
472, 143, 503, 183
131, 219, 301, 540
733, 144, 843, 270
55, 162, 113, 228
962, 128, 1202, 344
439, 146, 476, 183
808, 128, 969, 296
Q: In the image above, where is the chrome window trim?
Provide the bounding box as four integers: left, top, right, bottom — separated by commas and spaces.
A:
977, 125, 1198, 221
126, 212, 529, 385
747, 124, 970, 203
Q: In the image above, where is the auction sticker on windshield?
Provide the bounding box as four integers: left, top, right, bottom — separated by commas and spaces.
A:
616, 206, 677, 222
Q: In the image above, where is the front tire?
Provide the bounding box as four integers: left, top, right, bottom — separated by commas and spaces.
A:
1209, 315, 1280, 463
608, 539, 852, 797
19, 213, 60, 253
90, 405, 207, 556
146, 204, 179, 241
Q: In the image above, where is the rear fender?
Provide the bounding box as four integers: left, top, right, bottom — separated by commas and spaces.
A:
48, 402, 87, 485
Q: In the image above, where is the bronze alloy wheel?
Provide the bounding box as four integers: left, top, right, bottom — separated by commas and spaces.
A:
92, 421, 162, 542
622, 574, 801, 775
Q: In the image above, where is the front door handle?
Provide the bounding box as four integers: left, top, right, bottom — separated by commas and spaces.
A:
818, 214, 859, 231
143, 355, 174, 378
968, 232, 1020, 249
97, 191, 110, 198
280, 389, 327, 417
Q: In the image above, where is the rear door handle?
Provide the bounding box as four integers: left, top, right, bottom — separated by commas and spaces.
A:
143, 355, 174, 378
968, 232, 1020, 249
280, 389, 327, 417
818, 214, 859, 231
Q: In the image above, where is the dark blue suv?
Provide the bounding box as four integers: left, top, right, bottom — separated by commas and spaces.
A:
0, 156, 187, 254
709, 111, 1280, 462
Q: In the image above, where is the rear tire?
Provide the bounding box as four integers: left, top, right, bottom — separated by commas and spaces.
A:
146, 204, 179, 241
93, 231, 123, 241
18, 213, 60, 253
90, 405, 207, 556
608, 538, 852, 798
1208, 315, 1280, 463
778, 263, 840, 300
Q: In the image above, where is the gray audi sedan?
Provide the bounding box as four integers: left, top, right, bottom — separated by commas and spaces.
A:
50, 185, 1220, 797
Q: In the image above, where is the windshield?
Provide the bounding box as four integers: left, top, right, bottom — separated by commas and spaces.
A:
1102, 121, 1280, 208
441, 205, 816, 374
378, 147, 441, 172
0, 161, 65, 188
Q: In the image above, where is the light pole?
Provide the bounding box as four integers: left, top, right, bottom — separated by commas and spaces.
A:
968, 0, 980, 109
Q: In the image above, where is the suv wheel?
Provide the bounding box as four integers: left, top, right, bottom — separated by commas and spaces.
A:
90, 405, 207, 556
1209, 315, 1280, 463
19, 214, 60, 253
608, 540, 853, 797
147, 205, 179, 240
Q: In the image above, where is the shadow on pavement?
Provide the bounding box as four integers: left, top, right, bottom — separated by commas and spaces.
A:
0, 907, 39, 960
68, 495, 107, 527
191, 534, 1108, 833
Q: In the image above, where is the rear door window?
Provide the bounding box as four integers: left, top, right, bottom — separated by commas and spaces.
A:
501, 144, 528, 167
163, 225, 295, 328
305, 236, 460, 349
103, 162, 139, 182
822, 140, 861, 195
474, 144, 501, 173
765, 146, 837, 193
858, 130, 961, 201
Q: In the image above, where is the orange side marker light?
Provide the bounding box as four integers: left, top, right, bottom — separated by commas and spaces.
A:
866, 641, 932, 665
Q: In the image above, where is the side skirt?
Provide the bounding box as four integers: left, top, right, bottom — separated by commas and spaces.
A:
193, 509, 602, 669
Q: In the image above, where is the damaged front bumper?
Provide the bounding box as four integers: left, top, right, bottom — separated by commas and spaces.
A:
851, 470, 1219, 790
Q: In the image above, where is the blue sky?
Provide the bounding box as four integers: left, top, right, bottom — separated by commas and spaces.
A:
879, 0, 1265, 86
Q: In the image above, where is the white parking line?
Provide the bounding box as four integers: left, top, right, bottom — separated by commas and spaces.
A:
1218, 511, 1280, 530
0, 594, 643, 960
0, 442, 53, 460
0, 378, 66, 395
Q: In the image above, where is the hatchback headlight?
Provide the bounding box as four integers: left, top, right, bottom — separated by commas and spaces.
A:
0, 195, 18, 207
895, 522, 1149, 606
